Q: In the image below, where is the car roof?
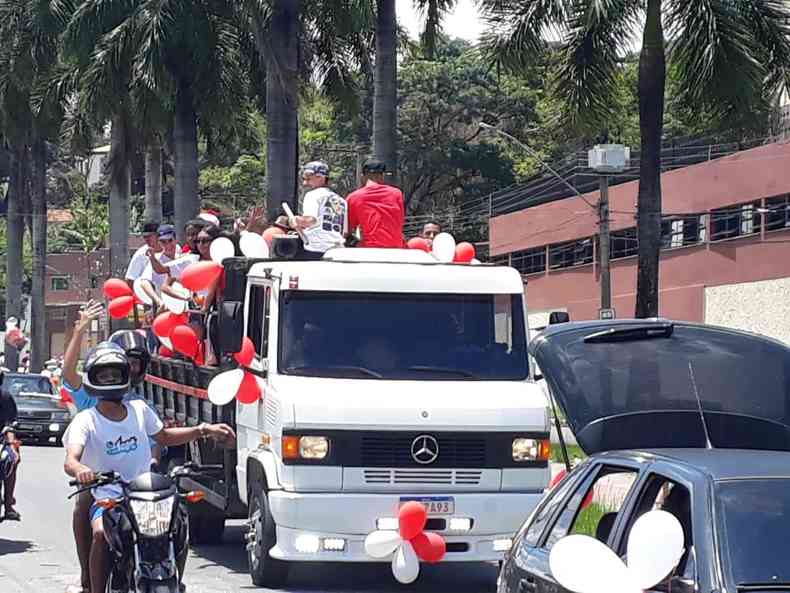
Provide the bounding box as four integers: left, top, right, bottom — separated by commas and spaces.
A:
601, 448, 790, 480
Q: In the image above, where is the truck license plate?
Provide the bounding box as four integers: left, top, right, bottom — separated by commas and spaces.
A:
18, 423, 42, 433
400, 496, 454, 515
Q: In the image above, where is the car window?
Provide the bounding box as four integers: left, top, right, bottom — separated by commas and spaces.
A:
522, 466, 586, 547
621, 475, 695, 589
544, 466, 638, 549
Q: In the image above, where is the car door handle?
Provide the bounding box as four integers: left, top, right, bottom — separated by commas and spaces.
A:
518, 577, 537, 593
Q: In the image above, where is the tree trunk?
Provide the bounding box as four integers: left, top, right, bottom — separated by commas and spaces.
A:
144, 136, 163, 224
174, 82, 199, 241
266, 0, 300, 218
374, 0, 398, 183
109, 115, 131, 281
422, 0, 441, 60
4, 146, 26, 371
30, 138, 48, 372
635, 0, 666, 319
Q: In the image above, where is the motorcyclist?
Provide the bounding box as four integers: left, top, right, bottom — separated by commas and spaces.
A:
0, 372, 20, 521
63, 344, 234, 593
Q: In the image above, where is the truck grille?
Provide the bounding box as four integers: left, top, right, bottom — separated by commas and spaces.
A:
361, 434, 486, 468
19, 411, 51, 420
363, 469, 483, 486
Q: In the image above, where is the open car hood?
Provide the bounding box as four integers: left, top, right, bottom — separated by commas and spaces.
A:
530, 319, 790, 454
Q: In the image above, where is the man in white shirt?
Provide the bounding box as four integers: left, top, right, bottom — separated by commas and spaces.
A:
125, 222, 161, 285
138, 225, 182, 309
64, 344, 234, 593
294, 161, 348, 258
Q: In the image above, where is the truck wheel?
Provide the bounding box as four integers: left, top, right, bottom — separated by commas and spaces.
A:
188, 508, 226, 545
247, 487, 288, 587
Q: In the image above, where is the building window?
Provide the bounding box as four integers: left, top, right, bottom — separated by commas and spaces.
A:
610, 227, 639, 259
51, 276, 70, 291
711, 201, 762, 241
765, 195, 790, 231
661, 214, 706, 249
512, 246, 547, 275
549, 238, 593, 270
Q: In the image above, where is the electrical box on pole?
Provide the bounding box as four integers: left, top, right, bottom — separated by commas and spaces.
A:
588, 144, 630, 173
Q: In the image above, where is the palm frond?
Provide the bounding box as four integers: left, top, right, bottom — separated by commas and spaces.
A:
414, 0, 456, 58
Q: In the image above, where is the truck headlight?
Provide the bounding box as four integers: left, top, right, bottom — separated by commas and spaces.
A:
282, 435, 330, 460
130, 496, 175, 537
512, 438, 551, 462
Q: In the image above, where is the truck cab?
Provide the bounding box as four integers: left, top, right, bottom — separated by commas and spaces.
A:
219, 248, 550, 585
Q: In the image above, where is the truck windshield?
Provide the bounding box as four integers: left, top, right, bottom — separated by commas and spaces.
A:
278, 291, 528, 380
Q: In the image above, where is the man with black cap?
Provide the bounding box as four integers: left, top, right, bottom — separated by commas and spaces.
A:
125, 222, 161, 286
347, 159, 405, 248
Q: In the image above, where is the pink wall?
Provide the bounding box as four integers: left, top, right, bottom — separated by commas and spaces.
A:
491, 141, 790, 254
525, 230, 790, 321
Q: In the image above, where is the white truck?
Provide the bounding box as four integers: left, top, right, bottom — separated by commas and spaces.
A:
141, 247, 550, 587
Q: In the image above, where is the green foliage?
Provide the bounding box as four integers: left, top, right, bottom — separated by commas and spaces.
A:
200, 154, 266, 194
57, 195, 110, 252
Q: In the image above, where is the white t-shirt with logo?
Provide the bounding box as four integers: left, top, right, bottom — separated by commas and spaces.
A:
63, 400, 164, 499
126, 245, 152, 281
301, 187, 348, 253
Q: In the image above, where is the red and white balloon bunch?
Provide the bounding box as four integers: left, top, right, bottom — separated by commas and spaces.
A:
206, 337, 264, 406
103, 279, 140, 319
407, 233, 480, 264
364, 502, 446, 584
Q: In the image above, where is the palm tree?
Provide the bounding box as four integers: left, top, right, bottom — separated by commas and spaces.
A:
374, 0, 398, 180
415, 0, 456, 60
144, 135, 163, 223
482, 0, 790, 317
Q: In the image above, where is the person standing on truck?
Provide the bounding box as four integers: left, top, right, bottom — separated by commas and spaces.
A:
182, 218, 209, 254
125, 222, 161, 287
290, 161, 348, 259
137, 224, 182, 310
347, 159, 406, 248
63, 345, 235, 593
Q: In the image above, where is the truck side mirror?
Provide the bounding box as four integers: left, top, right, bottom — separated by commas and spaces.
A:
549, 311, 570, 325
218, 301, 244, 354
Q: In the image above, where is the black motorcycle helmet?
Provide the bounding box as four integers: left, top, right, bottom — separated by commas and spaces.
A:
82, 342, 130, 401
109, 330, 150, 386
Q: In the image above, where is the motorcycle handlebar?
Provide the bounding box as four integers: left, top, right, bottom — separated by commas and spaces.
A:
68, 471, 120, 488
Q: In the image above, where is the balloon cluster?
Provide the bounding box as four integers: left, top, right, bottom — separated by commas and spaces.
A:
407, 232, 480, 264
206, 337, 263, 405
364, 502, 446, 584
104, 279, 140, 319
549, 510, 685, 593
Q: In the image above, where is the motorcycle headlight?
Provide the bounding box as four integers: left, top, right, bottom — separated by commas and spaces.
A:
130, 496, 175, 537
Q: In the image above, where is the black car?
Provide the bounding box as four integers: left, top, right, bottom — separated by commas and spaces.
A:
499, 319, 790, 593
3, 373, 70, 444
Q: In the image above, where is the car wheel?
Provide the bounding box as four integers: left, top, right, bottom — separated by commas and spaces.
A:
247, 486, 288, 587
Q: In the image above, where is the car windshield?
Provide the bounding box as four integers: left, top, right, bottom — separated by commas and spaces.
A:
717, 479, 790, 586
5, 375, 53, 397
278, 291, 528, 380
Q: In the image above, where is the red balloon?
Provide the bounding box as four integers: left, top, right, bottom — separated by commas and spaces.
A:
108, 296, 135, 319
398, 501, 428, 541
171, 325, 199, 359
152, 312, 188, 339
549, 469, 567, 489
236, 371, 261, 404
103, 278, 133, 299
411, 532, 446, 563
181, 261, 222, 292
407, 237, 430, 252
159, 345, 174, 358
263, 227, 286, 246
234, 337, 256, 367
454, 242, 476, 263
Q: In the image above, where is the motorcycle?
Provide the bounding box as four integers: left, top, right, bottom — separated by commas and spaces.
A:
69, 462, 222, 593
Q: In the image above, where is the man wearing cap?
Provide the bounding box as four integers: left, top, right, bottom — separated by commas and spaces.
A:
125, 222, 161, 286
292, 161, 348, 258
347, 160, 405, 248
138, 225, 182, 309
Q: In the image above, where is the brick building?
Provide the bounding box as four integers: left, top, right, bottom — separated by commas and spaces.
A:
489, 140, 790, 343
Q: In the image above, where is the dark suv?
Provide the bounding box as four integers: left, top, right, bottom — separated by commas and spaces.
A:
3, 373, 71, 444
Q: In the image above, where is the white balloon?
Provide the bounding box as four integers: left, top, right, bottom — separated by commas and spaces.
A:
207, 369, 245, 406
550, 535, 639, 593
159, 336, 173, 351
133, 278, 153, 306
364, 530, 402, 559
240, 231, 270, 259
162, 291, 188, 314
210, 237, 235, 264
432, 233, 456, 263
470, 258, 482, 265
391, 540, 420, 584
626, 510, 685, 589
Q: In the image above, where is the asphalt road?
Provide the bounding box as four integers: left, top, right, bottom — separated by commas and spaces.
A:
0, 446, 499, 593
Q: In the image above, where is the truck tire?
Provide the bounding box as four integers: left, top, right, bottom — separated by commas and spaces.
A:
247, 486, 288, 587
188, 506, 226, 545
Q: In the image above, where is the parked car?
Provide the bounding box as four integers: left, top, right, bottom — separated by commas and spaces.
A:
499, 319, 790, 593
3, 372, 70, 444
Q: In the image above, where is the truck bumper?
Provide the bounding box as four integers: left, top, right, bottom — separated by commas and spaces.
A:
267, 490, 543, 563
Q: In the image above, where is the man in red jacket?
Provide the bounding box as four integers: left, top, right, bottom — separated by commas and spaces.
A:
347, 160, 405, 248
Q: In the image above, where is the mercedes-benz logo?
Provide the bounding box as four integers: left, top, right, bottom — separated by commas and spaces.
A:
411, 435, 439, 465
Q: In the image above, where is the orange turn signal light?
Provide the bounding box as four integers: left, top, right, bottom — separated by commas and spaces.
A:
185, 490, 205, 504
96, 499, 117, 510
282, 436, 300, 460
538, 439, 552, 462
